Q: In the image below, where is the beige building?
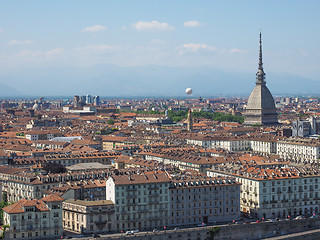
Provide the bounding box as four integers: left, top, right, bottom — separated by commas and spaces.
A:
3, 194, 64, 240
170, 177, 240, 226
277, 139, 320, 163
62, 199, 115, 234
101, 136, 129, 151
106, 171, 241, 232
208, 164, 320, 219
106, 171, 171, 231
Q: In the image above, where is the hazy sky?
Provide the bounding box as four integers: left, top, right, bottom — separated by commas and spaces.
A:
1, 0, 320, 80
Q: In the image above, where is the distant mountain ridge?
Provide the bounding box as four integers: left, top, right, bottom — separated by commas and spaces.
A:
0, 64, 319, 97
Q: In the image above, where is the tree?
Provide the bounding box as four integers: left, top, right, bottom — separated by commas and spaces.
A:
107, 119, 115, 125
43, 162, 66, 174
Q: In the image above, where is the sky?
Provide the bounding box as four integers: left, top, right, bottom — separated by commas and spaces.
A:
0, 1, 320, 96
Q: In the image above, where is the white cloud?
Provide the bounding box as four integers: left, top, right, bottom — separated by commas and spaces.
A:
82, 25, 107, 32
8, 40, 34, 46
45, 48, 64, 56
229, 48, 246, 54
183, 21, 201, 27
79, 45, 119, 51
18, 48, 64, 58
133, 21, 174, 31
150, 39, 167, 45
182, 43, 216, 52
0, 28, 3, 33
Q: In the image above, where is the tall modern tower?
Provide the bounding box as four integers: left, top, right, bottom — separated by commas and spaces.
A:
244, 33, 278, 125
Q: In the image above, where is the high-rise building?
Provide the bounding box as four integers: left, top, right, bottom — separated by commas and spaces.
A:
93, 96, 100, 106
244, 33, 278, 125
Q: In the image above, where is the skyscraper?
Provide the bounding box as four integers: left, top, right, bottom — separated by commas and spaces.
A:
244, 33, 278, 125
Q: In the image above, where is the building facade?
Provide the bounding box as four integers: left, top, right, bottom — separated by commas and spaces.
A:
3, 194, 63, 240
62, 199, 114, 234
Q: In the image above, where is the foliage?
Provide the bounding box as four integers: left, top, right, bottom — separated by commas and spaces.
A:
207, 226, 220, 240
0, 193, 11, 225
132, 110, 163, 115
43, 162, 66, 174
167, 110, 188, 122
107, 119, 115, 125
167, 110, 245, 123
1, 225, 9, 239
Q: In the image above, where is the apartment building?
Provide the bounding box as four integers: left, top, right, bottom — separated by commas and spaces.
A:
169, 176, 240, 226
101, 136, 130, 151
106, 171, 241, 232
25, 129, 62, 141
44, 152, 120, 166
3, 194, 64, 240
106, 171, 171, 231
277, 139, 320, 163
186, 134, 279, 155
62, 199, 115, 234
141, 150, 226, 173
3, 170, 112, 202
208, 164, 320, 219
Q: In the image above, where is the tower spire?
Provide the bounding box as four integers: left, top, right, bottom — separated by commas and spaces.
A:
256, 31, 266, 84
259, 32, 263, 70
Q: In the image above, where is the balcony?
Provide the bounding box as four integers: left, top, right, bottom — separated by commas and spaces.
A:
138, 208, 148, 212
126, 194, 136, 199
127, 188, 137, 192
95, 220, 107, 225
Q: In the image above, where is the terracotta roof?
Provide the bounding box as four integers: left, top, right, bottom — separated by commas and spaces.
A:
3, 199, 49, 214
111, 171, 170, 185
41, 193, 65, 202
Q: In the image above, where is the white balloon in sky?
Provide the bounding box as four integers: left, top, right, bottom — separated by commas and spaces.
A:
185, 88, 192, 95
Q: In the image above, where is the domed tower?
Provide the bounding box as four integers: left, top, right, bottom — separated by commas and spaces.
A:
244, 33, 278, 125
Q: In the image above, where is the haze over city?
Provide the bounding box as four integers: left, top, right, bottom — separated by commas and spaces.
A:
2, 2, 320, 240
1, 0, 320, 97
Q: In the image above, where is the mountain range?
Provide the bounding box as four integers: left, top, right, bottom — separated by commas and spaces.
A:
0, 64, 319, 98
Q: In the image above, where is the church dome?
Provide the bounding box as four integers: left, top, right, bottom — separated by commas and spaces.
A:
246, 83, 276, 110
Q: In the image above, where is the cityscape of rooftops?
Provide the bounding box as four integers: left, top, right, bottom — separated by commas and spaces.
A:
1, 1, 320, 240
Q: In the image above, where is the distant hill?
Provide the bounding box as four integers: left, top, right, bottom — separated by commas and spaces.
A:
0, 81, 22, 97
0, 64, 319, 97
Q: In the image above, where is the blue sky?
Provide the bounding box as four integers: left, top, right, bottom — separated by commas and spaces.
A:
0, 1, 320, 96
